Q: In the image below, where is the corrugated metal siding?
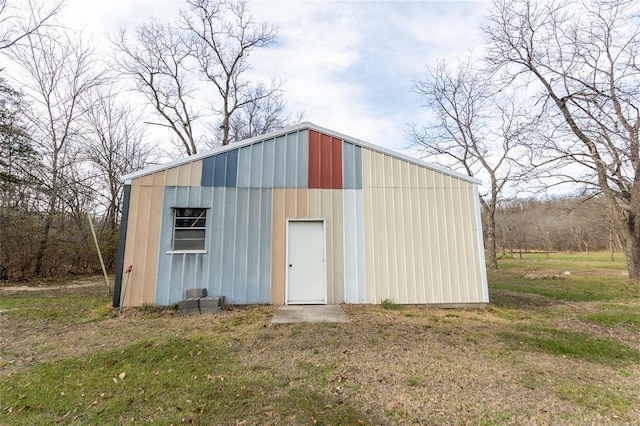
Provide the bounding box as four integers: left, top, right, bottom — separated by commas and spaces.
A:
155, 187, 272, 305
308, 189, 344, 303
361, 148, 484, 304
121, 171, 164, 306
343, 189, 366, 303
201, 150, 239, 187
308, 130, 342, 189
342, 141, 362, 189
237, 130, 308, 188
270, 189, 309, 304
164, 160, 203, 186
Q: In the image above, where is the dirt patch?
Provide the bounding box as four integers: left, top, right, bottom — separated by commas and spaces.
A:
0, 276, 107, 293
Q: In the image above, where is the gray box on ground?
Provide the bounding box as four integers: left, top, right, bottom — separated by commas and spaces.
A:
179, 297, 200, 314
185, 288, 207, 299
199, 296, 223, 313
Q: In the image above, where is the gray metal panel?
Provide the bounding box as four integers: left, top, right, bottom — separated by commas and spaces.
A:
354, 145, 362, 189
220, 187, 238, 299
155, 186, 272, 305
343, 142, 355, 189
235, 130, 308, 189
249, 141, 264, 188
261, 138, 275, 187
273, 135, 286, 188
296, 130, 309, 188
283, 133, 296, 187
237, 146, 251, 188
257, 189, 272, 302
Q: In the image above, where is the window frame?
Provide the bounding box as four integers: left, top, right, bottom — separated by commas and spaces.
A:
169, 207, 208, 253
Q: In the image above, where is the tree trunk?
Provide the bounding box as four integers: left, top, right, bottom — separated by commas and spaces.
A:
34, 210, 53, 276
34, 166, 58, 276
624, 235, 640, 280
485, 207, 498, 271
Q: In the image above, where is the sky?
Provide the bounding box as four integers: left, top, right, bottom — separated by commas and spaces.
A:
57, 0, 491, 156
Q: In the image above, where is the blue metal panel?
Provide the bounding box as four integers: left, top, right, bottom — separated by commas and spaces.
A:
201, 156, 215, 187
226, 148, 238, 187
155, 186, 212, 305
213, 152, 227, 187
155, 186, 272, 305
257, 189, 272, 303
342, 142, 362, 190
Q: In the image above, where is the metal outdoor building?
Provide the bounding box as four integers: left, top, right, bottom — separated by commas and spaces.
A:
113, 123, 488, 307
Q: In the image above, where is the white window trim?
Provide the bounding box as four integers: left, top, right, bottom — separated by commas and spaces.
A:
165, 249, 207, 255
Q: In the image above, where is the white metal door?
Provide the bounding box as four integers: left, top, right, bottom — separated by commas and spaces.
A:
287, 221, 326, 304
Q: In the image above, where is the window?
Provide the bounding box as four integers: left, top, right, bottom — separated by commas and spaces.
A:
173, 208, 206, 251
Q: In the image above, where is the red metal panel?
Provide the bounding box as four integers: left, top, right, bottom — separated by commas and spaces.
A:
308, 130, 343, 189
308, 130, 322, 188
330, 136, 343, 189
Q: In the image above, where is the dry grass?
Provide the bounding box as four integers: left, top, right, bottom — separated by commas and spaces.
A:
1, 264, 639, 424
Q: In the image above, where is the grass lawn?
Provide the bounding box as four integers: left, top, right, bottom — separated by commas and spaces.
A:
1, 253, 639, 425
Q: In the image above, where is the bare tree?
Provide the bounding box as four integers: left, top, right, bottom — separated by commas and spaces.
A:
410, 57, 534, 270
0, 0, 61, 50
484, 0, 640, 279
83, 87, 155, 232
113, 0, 286, 154
8, 28, 102, 275
112, 19, 198, 155
183, 0, 281, 146
223, 83, 303, 144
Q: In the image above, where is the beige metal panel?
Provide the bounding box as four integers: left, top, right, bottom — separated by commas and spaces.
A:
164, 161, 203, 187
362, 148, 485, 304
270, 189, 308, 304
122, 171, 165, 306
308, 189, 344, 304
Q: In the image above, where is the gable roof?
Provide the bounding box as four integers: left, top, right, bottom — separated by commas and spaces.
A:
122, 122, 481, 185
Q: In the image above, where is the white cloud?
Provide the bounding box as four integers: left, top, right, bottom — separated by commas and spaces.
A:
51, 0, 491, 153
